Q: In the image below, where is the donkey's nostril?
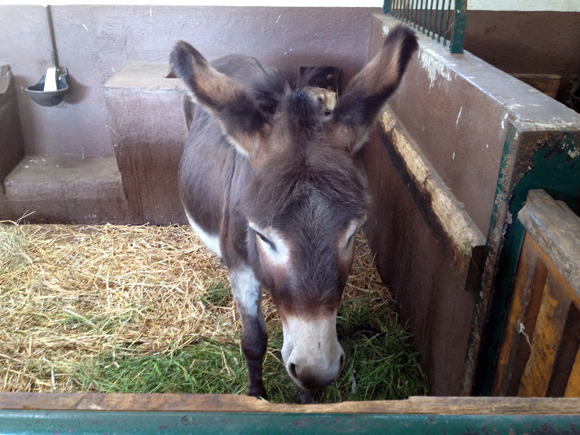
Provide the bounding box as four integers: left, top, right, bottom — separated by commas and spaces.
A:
288, 362, 298, 380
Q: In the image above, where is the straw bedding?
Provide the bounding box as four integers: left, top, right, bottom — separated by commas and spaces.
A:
0, 221, 425, 399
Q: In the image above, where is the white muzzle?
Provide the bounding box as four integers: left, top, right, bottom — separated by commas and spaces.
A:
281, 313, 345, 390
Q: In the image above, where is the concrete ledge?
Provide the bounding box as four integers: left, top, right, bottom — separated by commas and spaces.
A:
105, 61, 181, 91
372, 14, 580, 236
0, 64, 24, 192
105, 61, 188, 225
2, 156, 128, 224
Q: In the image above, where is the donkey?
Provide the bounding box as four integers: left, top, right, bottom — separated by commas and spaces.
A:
170, 25, 417, 402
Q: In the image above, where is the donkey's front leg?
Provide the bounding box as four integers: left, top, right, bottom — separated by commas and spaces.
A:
229, 266, 268, 399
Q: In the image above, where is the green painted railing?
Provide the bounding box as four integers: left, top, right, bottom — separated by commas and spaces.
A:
383, 0, 466, 54
1, 410, 580, 434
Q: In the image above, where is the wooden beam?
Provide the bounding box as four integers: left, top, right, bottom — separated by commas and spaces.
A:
518, 189, 580, 298
491, 233, 547, 396
1, 393, 580, 415
379, 108, 485, 291
518, 273, 572, 397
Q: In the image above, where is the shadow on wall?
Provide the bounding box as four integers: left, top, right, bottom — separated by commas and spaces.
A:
63, 74, 89, 105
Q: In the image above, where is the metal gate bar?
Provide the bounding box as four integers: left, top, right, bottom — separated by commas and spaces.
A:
383, 0, 466, 53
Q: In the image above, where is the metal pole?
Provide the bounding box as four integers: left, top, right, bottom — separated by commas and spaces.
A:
450, 0, 466, 54
44, 5, 59, 68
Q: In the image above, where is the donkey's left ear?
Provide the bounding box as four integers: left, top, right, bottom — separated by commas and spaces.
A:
328, 25, 418, 154
170, 41, 267, 158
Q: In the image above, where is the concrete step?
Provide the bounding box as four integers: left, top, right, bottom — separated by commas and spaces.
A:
1, 156, 129, 224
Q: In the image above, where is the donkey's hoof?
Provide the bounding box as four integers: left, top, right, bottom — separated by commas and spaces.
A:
247, 385, 268, 400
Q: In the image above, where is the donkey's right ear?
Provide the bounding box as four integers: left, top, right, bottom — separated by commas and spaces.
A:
328, 25, 418, 154
170, 41, 267, 158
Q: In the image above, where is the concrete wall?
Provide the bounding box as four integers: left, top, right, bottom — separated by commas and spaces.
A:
469, 0, 580, 11
464, 10, 580, 105
3, 5, 576, 160
0, 5, 378, 159
0, 65, 25, 188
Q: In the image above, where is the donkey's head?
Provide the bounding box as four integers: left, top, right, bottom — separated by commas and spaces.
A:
171, 26, 417, 391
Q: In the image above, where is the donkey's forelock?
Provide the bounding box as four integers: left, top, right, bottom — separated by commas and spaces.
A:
242, 144, 369, 228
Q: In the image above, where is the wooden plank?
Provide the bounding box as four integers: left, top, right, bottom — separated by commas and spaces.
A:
565, 345, 580, 397
495, 191, 580, 398
379, 109, 485, 291
506, 241, 548, 396
548, 304, 580, 396
492, 233, 547, 396
518, 189, 580, 298
518, 272, 572, 397
1, 393, 580, 415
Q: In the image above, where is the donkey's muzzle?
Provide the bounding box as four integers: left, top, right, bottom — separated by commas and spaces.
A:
286, 348, 345, 390
281, 313, 345, 390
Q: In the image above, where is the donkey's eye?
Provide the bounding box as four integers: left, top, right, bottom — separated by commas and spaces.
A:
347, 233, 355, 246
257, 232, 276, 251
340, 216, 367, 253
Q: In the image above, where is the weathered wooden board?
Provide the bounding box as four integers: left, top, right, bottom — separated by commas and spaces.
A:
518, 189, 580, 297
492, 190, 580, 398
492, 233, 546, 396
518, 273, 571, 397
1, 393, 580, 415
379, 108, 485, 291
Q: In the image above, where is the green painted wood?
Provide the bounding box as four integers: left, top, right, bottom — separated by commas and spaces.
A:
383, 0, 390, 15
384, 0, 465, 53
437, 0, 444, 42
474, 125, 580, 396
0, 410, 579, 435
450, 0, 466, 54
443, 0, 451, 46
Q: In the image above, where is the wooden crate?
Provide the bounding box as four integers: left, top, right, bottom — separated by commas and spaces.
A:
492, 189, 580, 397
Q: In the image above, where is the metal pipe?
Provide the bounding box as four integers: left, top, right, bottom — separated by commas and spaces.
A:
44, 5, 59, 68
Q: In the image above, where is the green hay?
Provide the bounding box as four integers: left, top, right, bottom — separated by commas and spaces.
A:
201, 282, 233, 307
55, 294, 426, 403
67, 340, 248, 395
